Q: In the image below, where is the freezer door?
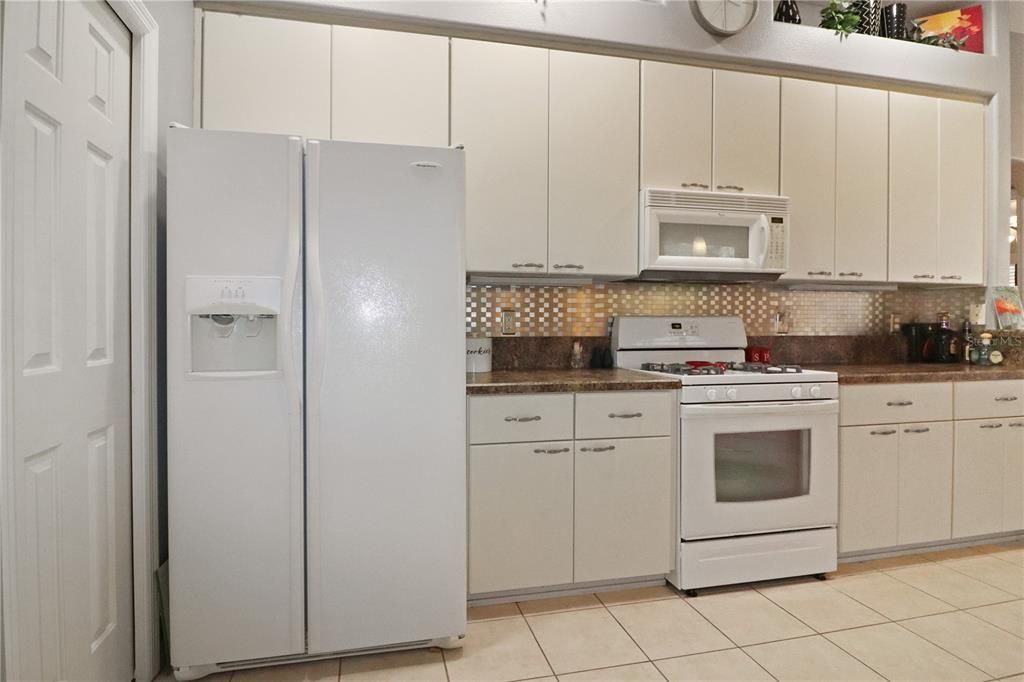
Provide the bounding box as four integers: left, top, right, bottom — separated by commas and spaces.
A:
167, 128, 305, 667
305, 140, 467, 653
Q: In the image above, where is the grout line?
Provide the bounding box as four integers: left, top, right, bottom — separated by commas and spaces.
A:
519, 600, 559, 679
889, 618, 992, 678
677, 592, 779, 681
599, 598, 655, 663
950, 605, 1024, 642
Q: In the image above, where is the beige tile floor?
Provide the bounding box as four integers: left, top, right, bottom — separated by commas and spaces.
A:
160, 542, 1024, 682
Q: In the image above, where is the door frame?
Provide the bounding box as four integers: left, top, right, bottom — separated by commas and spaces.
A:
0, 2, 161, 681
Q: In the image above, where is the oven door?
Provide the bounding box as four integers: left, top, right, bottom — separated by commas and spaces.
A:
679, 400, 838, 540
643, 207, 769, 272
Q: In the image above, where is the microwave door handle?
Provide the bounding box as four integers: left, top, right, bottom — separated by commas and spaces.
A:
756, 215, 769, 267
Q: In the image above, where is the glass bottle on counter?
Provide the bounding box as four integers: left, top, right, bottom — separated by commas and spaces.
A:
971, 333, 1005, 366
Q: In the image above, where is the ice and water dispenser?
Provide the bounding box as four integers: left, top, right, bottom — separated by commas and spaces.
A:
186, 276, 281, 373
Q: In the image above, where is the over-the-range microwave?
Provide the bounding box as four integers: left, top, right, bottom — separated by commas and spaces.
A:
638, 188, 790, 282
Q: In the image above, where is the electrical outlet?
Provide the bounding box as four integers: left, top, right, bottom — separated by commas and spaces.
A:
500, 309, 517, 336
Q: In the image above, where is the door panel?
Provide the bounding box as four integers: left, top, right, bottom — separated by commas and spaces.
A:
331, 26, 449, 146
839, 426, 899, 552
780, 78, 836, 280
713, 70, 780, 195
453, 39, 549, 274
1005, 422, 1024, 532
938, 99, 985, 284
641, 61, 713, 190
2, 2, 133, 679
953, 420, 1006, 538
836, 85, 888, 282
898, 422, 953, 545
889, 93, 939, 282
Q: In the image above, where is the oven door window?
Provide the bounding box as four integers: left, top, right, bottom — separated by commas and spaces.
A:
714, 430, 811, 502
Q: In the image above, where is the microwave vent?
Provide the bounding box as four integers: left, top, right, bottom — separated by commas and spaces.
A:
645, 188, 789, 215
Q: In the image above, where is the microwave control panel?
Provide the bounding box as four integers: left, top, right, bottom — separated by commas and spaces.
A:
764, 217, 788, 270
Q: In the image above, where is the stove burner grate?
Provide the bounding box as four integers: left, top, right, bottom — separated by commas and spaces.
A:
641, 362, 725, 376
727, 362, 804, 374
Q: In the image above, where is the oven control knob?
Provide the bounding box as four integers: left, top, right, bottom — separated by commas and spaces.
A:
810, 385, 822, 398
706, 389, 718, 401
791, 386, 803, 398
726, 388, 738, 401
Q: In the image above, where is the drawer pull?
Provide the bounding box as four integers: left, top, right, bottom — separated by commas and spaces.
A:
552, 263, 584, 270
680, 182, 710, 189
870, 429, 897, 436
981, 423, 1004, 430
717, 184, 744, 192
505, 415, 542, 423
838, 272, 863, 277
807, 271, 832, 276
533, 447, 570, 454
940, 275, 963, 280
608, 412, 643, 419
995, 396, 1020, 402
912, 274, 936, 279
579, 445, 616, 453
886, 401, 914, 407
904, 427, 931, 434
1010, 422, 1024, 428
511, 262, 544, 269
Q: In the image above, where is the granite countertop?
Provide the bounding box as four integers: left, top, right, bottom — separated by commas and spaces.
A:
466, 369, 681, 395
811, 363, 1024, 385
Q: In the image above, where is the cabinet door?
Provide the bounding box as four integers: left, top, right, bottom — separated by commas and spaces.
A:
889, 93, 939, 283
452, 40, 549, 274
836, 86, 889, 283
549, 50, 640, 277
780, 79, 836, 280
641, 61, 713, 190
468, 442, 573, 594
937, 99, 985, 285
839, 426, 899, 553
331, 26, 448, 146
202, 12, 331, 138
713, 70, 780, 195
574, 437, 673, 582
898, 422, 953, 545
953, 420, 1006, 538
1004, 421, 1024, 532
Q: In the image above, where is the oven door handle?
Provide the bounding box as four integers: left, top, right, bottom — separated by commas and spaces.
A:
681, 400, 839, 418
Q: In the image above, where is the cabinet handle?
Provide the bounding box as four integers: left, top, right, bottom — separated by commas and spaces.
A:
980, 423, 1004, 429
886, 401, 914, 407
807, 271, 832, 276
552, 264, 584, 270
1010, 422, 1024, 428
533, 447, 570, 454
940, 275, 963, 280
903, 427, 931, 434
579, 445, 616, 452
838, 272, 863, 277
608, 412, 643, 419
995, 396, 1020, 402
870, 429, 897, 436
912, 274, 936, 279
512, 262, 544, 269
680, 182, 710, 189
505, 415, 542, 423
716, 184, 744, 192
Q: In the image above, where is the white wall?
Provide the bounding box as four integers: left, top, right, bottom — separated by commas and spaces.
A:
147, 0, 195, 565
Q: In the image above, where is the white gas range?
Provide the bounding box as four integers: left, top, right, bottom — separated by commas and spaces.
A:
612, 316, 839, 595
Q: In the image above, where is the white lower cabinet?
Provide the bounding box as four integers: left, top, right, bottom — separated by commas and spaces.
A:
953, 419, 1024, 538
467, 390, 676, 595
897, 422, 953, 545
839, 426, 899, 553
574, 437, 673, 582
468, 441, 574, 594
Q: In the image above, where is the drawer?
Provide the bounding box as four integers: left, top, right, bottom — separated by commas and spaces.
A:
840, 383, 952, 426
469, 393, 574, 444
575, 391, 675, 439
954, 380, 1024, 420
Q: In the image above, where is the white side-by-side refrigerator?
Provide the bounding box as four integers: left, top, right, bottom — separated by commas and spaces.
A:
167, 128, 466, 680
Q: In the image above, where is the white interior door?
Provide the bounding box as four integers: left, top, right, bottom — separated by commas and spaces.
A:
1, 1, 133, 680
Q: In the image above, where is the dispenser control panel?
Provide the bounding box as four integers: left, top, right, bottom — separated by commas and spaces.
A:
186, 276, 282, 315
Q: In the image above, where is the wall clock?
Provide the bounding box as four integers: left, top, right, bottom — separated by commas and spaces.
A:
692, 0, 759, 36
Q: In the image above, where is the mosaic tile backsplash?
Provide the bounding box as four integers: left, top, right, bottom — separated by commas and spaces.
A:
465, 282, 988, 337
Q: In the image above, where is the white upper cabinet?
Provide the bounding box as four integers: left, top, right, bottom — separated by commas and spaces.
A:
937, 99, 985, 285
780, 78, 836, 280
713, 70, 780, 195
453, 40, 549, 275
202, 13, 331, 139
548, 50, 640, 278
640, 61, 713, 191
836, 85, 889, 283
331, 27, 448, 146
889, 92, 940, 283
